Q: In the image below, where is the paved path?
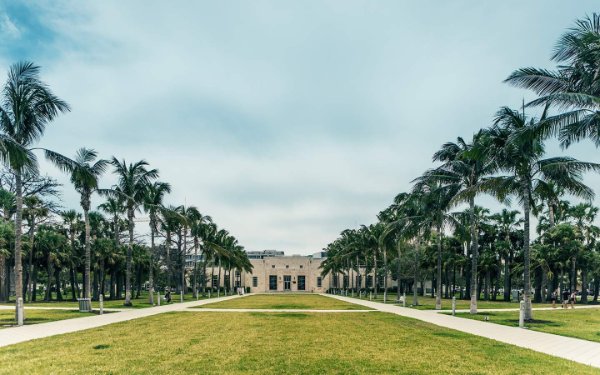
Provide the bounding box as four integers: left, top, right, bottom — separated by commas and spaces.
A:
186, 308, 374, 313
450, 304, 600, 313
0, 294, 245, 348
323, 293, 600, 369
0, 305, 124, 312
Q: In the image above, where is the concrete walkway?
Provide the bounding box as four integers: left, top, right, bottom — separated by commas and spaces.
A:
449, 304, 600, 314
0, 294, 244, 348
0, 305, 124, 312
186, 308, 374, 313
323, 293, 600, 369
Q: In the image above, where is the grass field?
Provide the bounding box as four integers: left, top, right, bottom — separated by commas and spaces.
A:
0, 310, 597, 374
0, 292, 218, 310
199, 293, 368, 310
0, 309, 94, 328
455, 307, 600, 343
346, 293, 553, 310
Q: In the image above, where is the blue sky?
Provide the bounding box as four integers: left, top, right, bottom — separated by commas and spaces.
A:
1, 1, 599, 254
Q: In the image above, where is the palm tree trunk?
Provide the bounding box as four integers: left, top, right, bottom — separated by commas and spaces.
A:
413, 238, 420, 306
217, 257, 222, 295
522, 181, 533, 320
373, 253, 378, 298
469, 196, 479, 314
125, 208, 134, 306
182, 228, 187, 295
383, 247, 388, 303
69, 266, 77, 301
84, 205, 91, 299
14, 170, 23, 313
148, 219, 155, 305
25, 222, 35, 302
436, 224, 442, 310
166, 230, 172, 291
571, 256, 577, 293
193, 237, 199, 298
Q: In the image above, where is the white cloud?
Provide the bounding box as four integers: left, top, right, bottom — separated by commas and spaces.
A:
4, 1, 600, 254
1, 14, 20, 38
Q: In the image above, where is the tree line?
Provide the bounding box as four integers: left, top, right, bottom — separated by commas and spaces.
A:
321, 13, 600, 320
0, 62, 252, 316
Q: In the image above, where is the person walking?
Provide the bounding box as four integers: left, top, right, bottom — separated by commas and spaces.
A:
562, 289, 570, 309
570, 290, 577, 309
550, 288, 558, 309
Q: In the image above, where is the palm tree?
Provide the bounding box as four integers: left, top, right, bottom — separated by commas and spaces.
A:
143, 181, 171, 304
489, 209, 522, 302
0, 61, 69, 318
484, 106, 600, 319
420, 133, 496, 313
23, 195, 49, 301
189, 212, 212, 298
46, 148, 108, 301
411, 178, 458, 309
505, 14, 600, 148
110, 158, 158, 305
98, 197, 125, 298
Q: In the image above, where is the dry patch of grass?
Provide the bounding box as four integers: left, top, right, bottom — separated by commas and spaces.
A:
199, 293, 368, 310
0, 311, 597, 374
455, 307, 600, 343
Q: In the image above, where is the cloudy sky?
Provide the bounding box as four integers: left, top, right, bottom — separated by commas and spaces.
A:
1, 1, 599, 254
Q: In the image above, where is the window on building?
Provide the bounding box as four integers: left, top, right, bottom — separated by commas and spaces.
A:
367, 275, 373, 288
299, 265, 303, 269
286, 265, 289, 268
271, 265, 275, 268
317, 277, 322, 288
343, 276, 349, 288
269, 275, 277, 290
212, 275, 218, 288
252, 277, 258, 288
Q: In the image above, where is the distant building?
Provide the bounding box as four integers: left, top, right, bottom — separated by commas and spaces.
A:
246, 250, 285, 259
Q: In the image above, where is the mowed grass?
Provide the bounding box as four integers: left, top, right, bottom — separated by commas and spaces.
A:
455, 307, 600, 343
0, 309, 94, 328
1, 311, 598, 374
0, 292, 216, 310
347, 293, 552, 310
199, 293, 369, 310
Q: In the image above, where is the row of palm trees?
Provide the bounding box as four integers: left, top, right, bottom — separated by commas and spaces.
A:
0, 61, 251, 317
321, 13, 600, 320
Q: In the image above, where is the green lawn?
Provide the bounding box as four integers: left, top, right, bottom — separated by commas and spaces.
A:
0, 292, 216, 310
0, 309, 94, 328
1, 311, 597, 374
454, 307, 600, 343
347, 293, 552, 310
199, 293, 369, 310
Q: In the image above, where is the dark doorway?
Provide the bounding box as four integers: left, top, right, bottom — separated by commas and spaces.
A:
298, 276, 306, 291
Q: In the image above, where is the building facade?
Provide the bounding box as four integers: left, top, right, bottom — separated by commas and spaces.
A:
243, 255, 330, 293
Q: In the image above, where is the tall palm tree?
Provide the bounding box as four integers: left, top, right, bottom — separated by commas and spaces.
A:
143, 181, 171, 304
484, 106, 600, 319
46, 148, 108, 301
505, 14, 600, 148
411, 178, 458, 309
23, 195, 49, 301
189, 212, 212, 298
61, 209, 81, 300
0, 61, 69, 318
109, 158, 158, 305
420, 133, 496, 313
489, 209, 522, 301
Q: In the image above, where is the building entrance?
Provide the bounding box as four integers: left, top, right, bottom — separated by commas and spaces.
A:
284, 275, 291, 291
